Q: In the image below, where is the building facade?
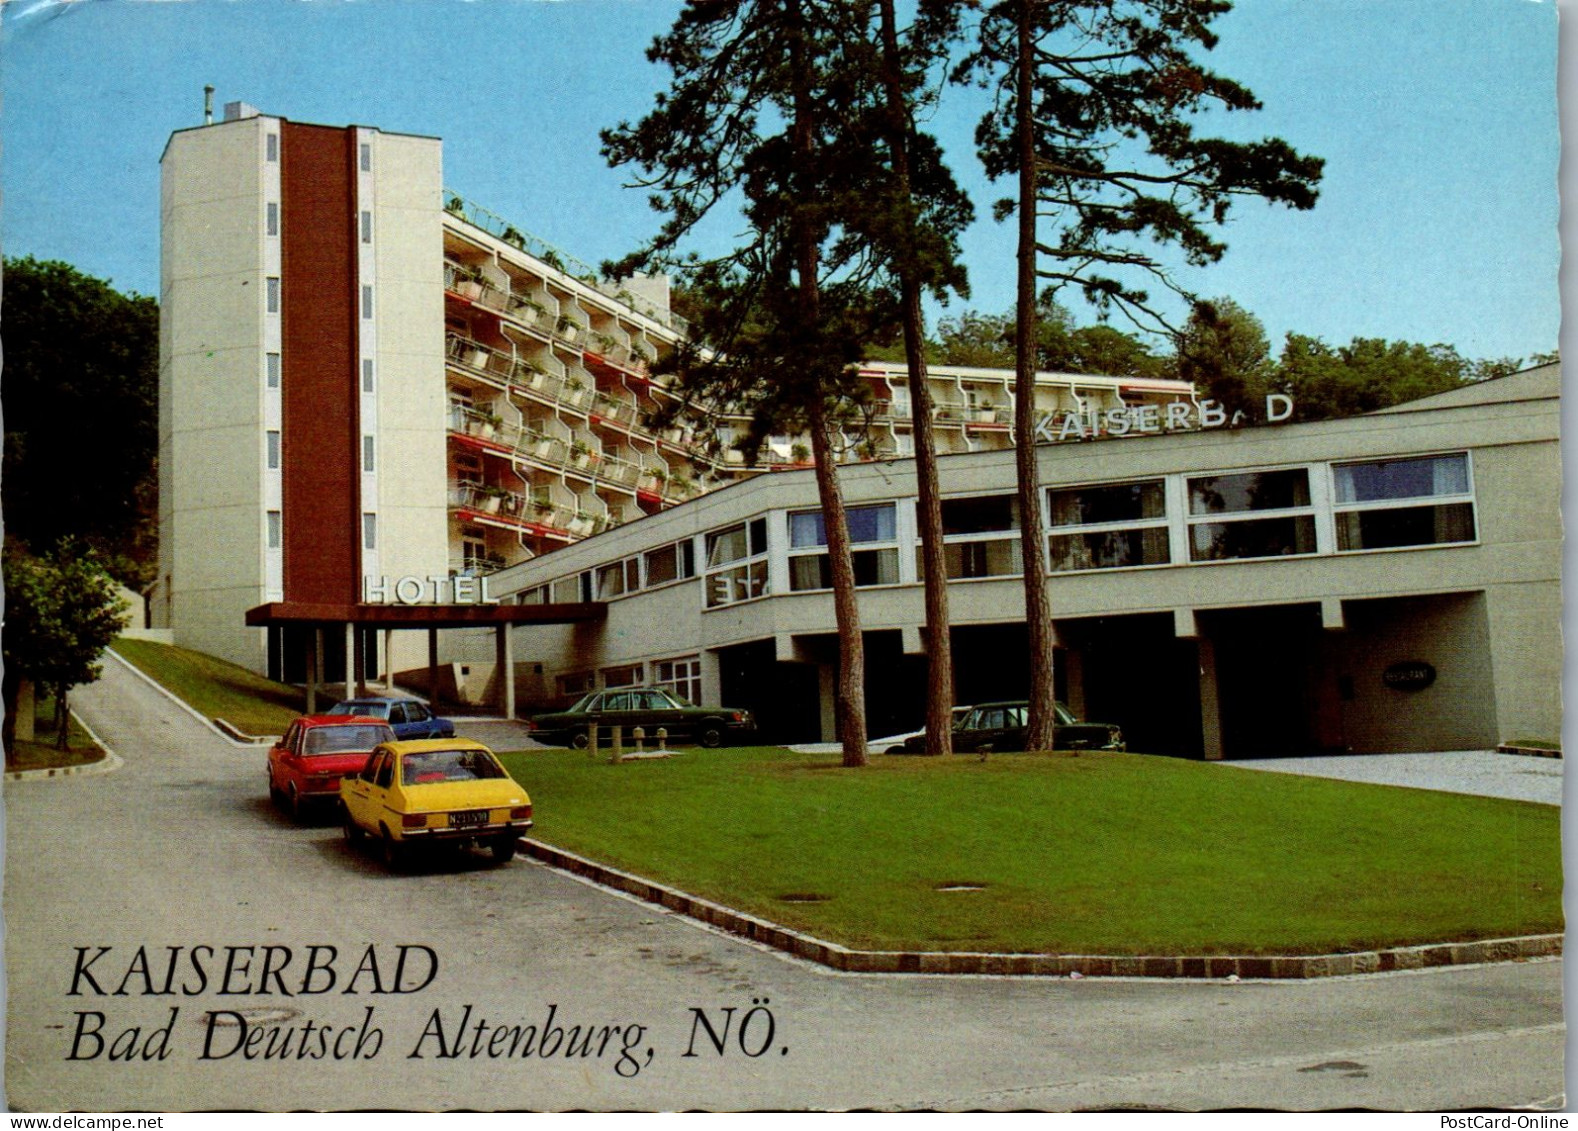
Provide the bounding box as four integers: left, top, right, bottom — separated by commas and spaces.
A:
489, 366, 1562, 758
156, 107, 1195, 682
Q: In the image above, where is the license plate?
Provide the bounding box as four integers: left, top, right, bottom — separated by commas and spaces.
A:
448, 809, 489, 829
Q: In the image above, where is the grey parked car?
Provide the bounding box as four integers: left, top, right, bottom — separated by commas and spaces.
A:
888, 701, 1124, 754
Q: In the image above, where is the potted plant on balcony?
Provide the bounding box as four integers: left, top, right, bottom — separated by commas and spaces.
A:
563, 376, 586, 405
555, 314, 581, 344
476, 484, 509, 514
444, 196, 466, 217
501, 226, 526, 251
569, 439, 594, 470
790, 442, 811, 464
470, 408, 503, 441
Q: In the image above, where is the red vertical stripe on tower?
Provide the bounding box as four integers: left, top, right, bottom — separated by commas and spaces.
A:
280, 122, 360, 604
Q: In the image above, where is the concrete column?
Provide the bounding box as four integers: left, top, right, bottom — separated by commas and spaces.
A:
817, 662, 837, 743
427, 628, 440, 708
345, 622, 359, 699
1197, 637, 1224, 761
698, 649, 723, 708
1320, 597, 1346, 631
1062, 649, 1085, 719
382, 629, 393, 689
495, 621, 515, 719
308, 628, 324, 714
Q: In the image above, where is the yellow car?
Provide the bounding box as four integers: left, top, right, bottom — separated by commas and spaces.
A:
339, 739, 533, 868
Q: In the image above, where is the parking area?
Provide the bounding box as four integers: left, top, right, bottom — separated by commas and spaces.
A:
1227, 749, 1561, 805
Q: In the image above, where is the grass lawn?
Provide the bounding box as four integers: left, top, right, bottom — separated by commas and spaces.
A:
496, 746, 1561, 956
110, 638, 306, 736
5, 697, 105, 772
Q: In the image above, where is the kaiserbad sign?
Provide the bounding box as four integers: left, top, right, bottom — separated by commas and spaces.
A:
363, 575, 500, 606
1036, 394, 1293, 443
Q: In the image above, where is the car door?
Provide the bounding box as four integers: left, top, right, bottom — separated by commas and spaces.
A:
406, 702, 439, 739
637, 690, 685, 738
269, 723, 299, 790
386, 703, 416, 740
342, 749, 387, 830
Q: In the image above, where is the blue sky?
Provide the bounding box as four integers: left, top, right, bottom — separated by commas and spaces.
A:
1, 0, 1562, 363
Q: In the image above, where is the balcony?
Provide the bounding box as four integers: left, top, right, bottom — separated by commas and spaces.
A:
590, 391, 641, 429
450, 552, 508, 577
596, 452, 643, 489
448, 403, 506, 442
446, 335, 515, 384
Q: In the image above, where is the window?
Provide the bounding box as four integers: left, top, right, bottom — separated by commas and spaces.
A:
266, 277, 280, 313
266, 202, 279, 236
361, 210, 373, 244
596, 558, 640, 600
602, 664, 643, 689
266, 511, 282, 549
655, 657, 702, 706
1187, 468, 1315, 562
644, 540, 696, 587
705, 518, 769, 608
359, 142, 371, 172
557, 671, 594, 698
788, 503, 899, 591
266, 352, 281, 389
363, 513, 376, 550
362, 435, 375, 473
362, 358, 374, 393
266, 430, 281, 470
266, 133, 278, 162
1333, 453, 1475, 551
552, 574, 589, 604
361, 285, 373, 319
1047, 479, 1169, 572
936, 494, 1021, 579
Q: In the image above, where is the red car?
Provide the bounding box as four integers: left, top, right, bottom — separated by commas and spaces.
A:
268, 715, 396, 822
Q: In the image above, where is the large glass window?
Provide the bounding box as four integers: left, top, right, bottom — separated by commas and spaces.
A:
705, 519, 769, 607
654, 657, 702, 706
1187, 468, 1314, 562
1047, 480, 1169, 572
788, 504, 899, 591
1333, 453, 1475, 551
596, 558, 641, 600
936, 494, 1021, 579
644, 540, 696, 587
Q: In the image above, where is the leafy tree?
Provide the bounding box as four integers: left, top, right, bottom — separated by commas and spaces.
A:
603, 0, 886, 764
1272, 335, 1470, 421
1175, 297, 1273, 416
3, 543, 129, 751
2, 258, 159, 587
959, 0, 1323, 751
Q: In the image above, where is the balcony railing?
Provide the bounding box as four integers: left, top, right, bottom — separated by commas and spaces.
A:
450, 553, 508, 577
442, 189, 691, 337
590, 393, 641, 428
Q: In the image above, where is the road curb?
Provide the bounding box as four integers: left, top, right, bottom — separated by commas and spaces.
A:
521, 839, 1563, 979
5, 711, 124, 781
1497, 744, 1562, 759
104, 647, 267, 749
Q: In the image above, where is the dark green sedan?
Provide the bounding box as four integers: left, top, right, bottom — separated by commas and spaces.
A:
529, 687, 757, 749
888, 700, 1124, 754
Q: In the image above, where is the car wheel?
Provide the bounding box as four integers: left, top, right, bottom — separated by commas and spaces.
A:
569, 730, 590, 750
698, 722, 725, 749
489, 835, 518, 864
341, 804, 363, 844
380, 829, 405, 871
268, 770, 284, 808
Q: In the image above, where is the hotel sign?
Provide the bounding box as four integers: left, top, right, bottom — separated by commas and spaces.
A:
1035, 394, 1294, 443
364, 575, 500, 606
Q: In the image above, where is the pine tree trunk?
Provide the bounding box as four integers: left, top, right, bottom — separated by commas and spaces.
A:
54, 684, 71, 752
1014, 0, 1058, 752
878, 0, 953, 755
789, 0, 868, 766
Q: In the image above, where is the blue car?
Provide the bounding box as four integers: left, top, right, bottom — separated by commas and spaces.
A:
325, 696, 456, 741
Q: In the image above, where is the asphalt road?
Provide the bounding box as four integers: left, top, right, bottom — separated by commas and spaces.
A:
3, 659, 1564, 1112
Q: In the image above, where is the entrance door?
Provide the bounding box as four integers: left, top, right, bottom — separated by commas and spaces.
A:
1209, 607, 1320, 759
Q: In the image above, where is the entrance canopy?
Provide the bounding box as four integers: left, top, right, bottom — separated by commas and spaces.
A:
244, 600, 605, 630
244, 600, 605, 717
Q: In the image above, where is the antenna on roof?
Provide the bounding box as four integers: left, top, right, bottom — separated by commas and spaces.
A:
204, 85, 214, 126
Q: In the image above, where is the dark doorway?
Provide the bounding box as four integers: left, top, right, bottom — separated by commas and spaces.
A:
1062, 613, 1204, 759
716, 639, 821, 744
1202, 605, 1323, 759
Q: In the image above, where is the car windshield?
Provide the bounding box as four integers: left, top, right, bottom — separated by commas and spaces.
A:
305, 725, 393, 754
567, 692, 599, 713
327, 702, 382, 717
1054, 702, 1078, 725
399, 749, 507, 785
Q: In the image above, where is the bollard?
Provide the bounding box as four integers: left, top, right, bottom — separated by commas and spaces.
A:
633, 726, 645, 754
587, 723, 599, 759
611, 725, 624, 764
656, 726, 668, 752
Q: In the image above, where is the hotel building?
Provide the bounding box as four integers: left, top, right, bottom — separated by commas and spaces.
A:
155, 105, 1195, 691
